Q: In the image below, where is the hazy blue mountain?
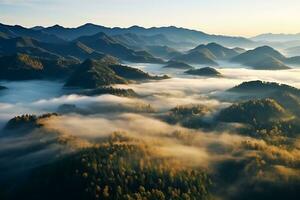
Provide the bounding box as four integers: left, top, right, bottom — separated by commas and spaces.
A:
250, 56, 290, 70
145, 45, 182, 59
163, 61, 193, 69
185, 67, 222, 77
112, 33, 179, 49
189, 42, 240, 60
0, 23, 64, 43
285, 46, 300, 57
0, 36, 110, 61
172, 50, 218, 65
286, 56, 300, 65
42, 23, 110, 40
252, 33, 300, 42
0, 33, 164, 63
231, 46, 291, 69
75, 32, 164, 63
233, 47, 246, 54
0, 36, 60, 59
40, 23, 254, 47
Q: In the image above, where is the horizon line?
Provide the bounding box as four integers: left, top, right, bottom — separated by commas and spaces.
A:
1, 22, 300, 38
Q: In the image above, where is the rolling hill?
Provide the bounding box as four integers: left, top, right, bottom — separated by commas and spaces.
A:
75, 32, 164, 63
227, 80, 300, 116
189, 42, 240, 60
231, 46, 291, 69
163, 61, 193, 69
0, 53, 77, 80
65, 59, 167, 89
185, 67, 222, 77
217, 98, 288, 124
171, 50, 218, 65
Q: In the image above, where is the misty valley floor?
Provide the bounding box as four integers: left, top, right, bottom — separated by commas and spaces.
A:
0, 63, 300, 200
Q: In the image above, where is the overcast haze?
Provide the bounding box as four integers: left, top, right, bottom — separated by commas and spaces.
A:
0, 0, 300, 37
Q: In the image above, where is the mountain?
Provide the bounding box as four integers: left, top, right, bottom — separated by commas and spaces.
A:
65, 59, 166, 89
185, 67, 222, 77
38, 40, 108, 61
0, 33, 164, 63
0, 36, 111, 61
285, 46, 300, 57
144, 45, 182, 59
228, 80, 300, 95
163, 61, 193, 69
286, 56, 300, 65
233, 47, 246, 54
0, 23, 64, 43
0, 36, 61, 59
0, 53, 77, 80
231, 46, 291, 69
250, 56, 290, 70
217, 98, 288, 125
171, 50, 218, 65
77, 87, 138, 98
252, 33, 300, 42
3, 132, 210, 200
65, 59, 127, 88
227, 80, 300, 116
112, 33, 180, 49
40, 23, 254, 47
0, 53, 43, 80
189, 42, 240, 60
75, 32, 164, 63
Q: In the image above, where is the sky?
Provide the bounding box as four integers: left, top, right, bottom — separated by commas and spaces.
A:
0, 0, 300, 37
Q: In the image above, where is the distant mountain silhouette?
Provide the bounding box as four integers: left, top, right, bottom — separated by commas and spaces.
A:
285, 46, 300, 57
75, 32, 164, 63
112, 33, 180, 50
0, 33, 164, 63
39, 23, 254, 47
0, 23, 64, 43
252, 33, 300, 42
286, 56, 300, 65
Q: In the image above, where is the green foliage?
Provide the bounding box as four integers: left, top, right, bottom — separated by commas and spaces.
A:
165, 104, 212, 129
11, 134, 211, 200
5, 113, 59, 130
79, 86, 138, 97
218, 98, 288, 125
